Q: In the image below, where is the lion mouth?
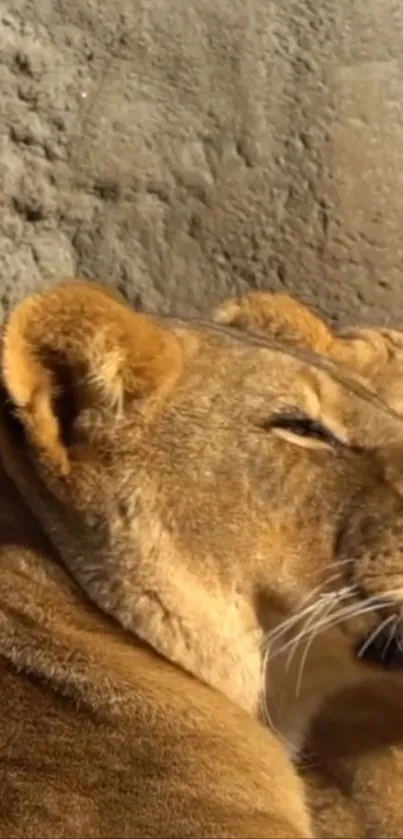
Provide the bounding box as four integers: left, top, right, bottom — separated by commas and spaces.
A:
357, 619, 403, 669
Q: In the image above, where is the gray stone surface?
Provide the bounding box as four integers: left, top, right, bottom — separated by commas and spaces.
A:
1, 0, 403, 324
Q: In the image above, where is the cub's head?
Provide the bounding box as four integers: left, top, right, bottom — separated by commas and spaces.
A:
2, 280, 403, 752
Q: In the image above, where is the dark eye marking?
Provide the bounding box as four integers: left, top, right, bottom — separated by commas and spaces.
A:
262, 411, 341, 447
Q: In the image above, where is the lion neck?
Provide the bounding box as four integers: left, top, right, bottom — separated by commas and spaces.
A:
0, 414, 361, 758
138, 594, 263, 713
0, 455, 360, 757
86, 535, 361, 757
0, 437, 264, 720
70, 518, 266, 718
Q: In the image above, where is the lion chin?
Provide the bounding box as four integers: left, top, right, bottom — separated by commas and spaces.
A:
2, 279, 403, 837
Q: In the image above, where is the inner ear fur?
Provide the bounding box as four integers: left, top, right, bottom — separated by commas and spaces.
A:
1, 279, 182, 474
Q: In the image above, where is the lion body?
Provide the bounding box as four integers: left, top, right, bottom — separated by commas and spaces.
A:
2, 280, 403, 837
0, 468, 310, 838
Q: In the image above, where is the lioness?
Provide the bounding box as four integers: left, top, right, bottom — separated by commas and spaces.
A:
1, 280, 403, 837
0, 285, 312, 838
213, 289, 403, 838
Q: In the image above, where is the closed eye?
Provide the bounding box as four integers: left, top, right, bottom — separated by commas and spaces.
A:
263, 411, 342, 449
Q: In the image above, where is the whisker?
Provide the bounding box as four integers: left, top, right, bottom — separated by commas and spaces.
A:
261, 601, 321, 651
304, 556, 353, 581
295, 596, 340, 698
264, 572, 352, 652
260, 588, 352, 742
362, 586, 403, 603
356, 615, 396, 660
286, 592, 340, 674
271, 586, 354, 658
382, 617, 399, 660
259, 646, 295, 756
271, 593, 402, 661
261, 585, 403, 744
297, 569, 350, 609
310, 585, 403, 636
294, 566, 354, 617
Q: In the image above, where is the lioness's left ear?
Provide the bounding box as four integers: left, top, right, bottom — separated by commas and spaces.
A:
1, 279, 182, 475
212, 291, 333, 353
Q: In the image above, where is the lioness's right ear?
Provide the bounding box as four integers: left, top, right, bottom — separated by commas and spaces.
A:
212, 292, 399, 386
212, 291, 333, 353
1, 280, 182, 475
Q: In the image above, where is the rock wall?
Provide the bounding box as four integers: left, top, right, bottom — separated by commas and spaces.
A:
1, 0, 403, 324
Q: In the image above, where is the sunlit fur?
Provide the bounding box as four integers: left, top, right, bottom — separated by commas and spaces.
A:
2, 279, 403, 750
3, 280, 403, 836
0, 281, 318, 839
213, 289, 403, 837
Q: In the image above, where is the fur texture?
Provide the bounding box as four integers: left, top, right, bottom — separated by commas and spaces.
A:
213, 289, 403, 838
2, 280, 403, 836
0, 282, 316, 839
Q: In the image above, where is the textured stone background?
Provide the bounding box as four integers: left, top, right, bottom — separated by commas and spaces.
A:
1, 0, 403, 324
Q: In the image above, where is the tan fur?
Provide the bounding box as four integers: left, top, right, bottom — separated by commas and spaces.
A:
213, 290, 403, 838
213, 292, 334, 354
213, 291, 403, 412
2, 281, 403, 837
0, 282, 316, 839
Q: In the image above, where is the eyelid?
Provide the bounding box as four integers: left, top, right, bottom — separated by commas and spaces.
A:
264, 411, 341, 447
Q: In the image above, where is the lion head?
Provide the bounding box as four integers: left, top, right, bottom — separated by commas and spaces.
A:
213, 290, 403, 836
2, 280, 403, 755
